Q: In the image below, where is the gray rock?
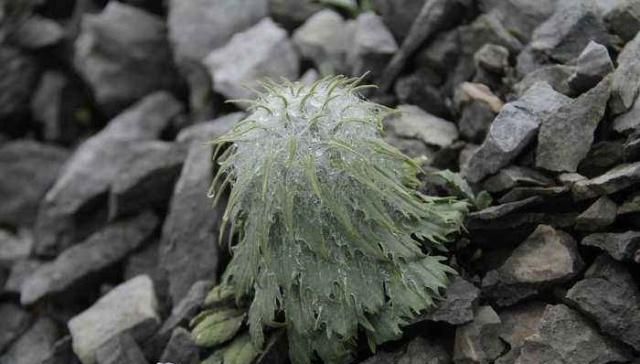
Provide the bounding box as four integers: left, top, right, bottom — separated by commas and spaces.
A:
424, 277, 480, 325
34, 92, 181, 256
610, 32, 640, 115
623, 133, 640, 161
4, 259, 42, 294
581, 231, 640, 262
453, 306, 505, 363
292, 10, 352, 75
497, 186, 569, 205
0, 141, 69, 227
478, 0, 558, 43
568, 41, 614, 94
159, 328, 198, 364
474, 44, 509, 74
123, 241, 159, 282
483, 166, 553, 193
613, 93, 640, 134
566, 255, 640, 352
530, 0, 610, 64
109, 142, 187, 219
268, 0, 322, 29
482, 225, 583, 306
159, 280, 213, 337
394, 71, 449, 118
21, 212, 158, 305
515, 304, 630, 364
496, 302, 546, 364
572, 161, 640, 200
95, 334, 148, 364
385, 105, 458, 148
618, 191, 640, 215
468, 197, 542, 222
458, 100, 496, 143
605, 0, 640, 42
168, 0, 267, 62
514, 65, 575, 96
0, 317, 60, 364
68, 275, 160, 364
0, 229, 33, 267
11, 15, 64, 49
74, 2, 178, 114
42, 335, 78, 364
348, 12, 398, 80
362, 336, 450, 364
205, 17, 299, 101
0, 304, 31, 353
575, 196, 617, 231
0, 46, 39, 125
463, 83, 570, 182
416, 29, 460, 74
176, 112, 245, 144
536, 77, 610, 172
371, 0, 427, 40
578, 140, 625, 177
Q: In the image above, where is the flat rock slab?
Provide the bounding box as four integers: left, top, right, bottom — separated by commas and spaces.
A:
68, 275, 160, 364
385, 104, 458, 148
572, 161, 640, 200
581, 231, 640, 262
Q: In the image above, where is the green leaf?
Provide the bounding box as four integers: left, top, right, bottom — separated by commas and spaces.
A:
192, 308, 246, 347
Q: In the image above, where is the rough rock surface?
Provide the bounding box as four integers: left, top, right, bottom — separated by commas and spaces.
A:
0, 317, 60, 364
574, 196, 617, 231
568, 41, 614, 94
581, 231, 640, 262
95, 333, 149, 364
385, 105, 458, 149
0, 303, 31, 353
423, 277, 480, 325
572, 161, 640, 200
453, 306, 505, 363
609, 32, 640, 115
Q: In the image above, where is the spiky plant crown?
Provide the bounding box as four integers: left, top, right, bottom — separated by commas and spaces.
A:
204, 76, 467, 364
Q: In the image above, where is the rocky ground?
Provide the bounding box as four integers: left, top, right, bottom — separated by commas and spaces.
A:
1, 0, 640, 363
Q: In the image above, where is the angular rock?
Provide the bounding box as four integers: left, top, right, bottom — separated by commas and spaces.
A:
568, 41, 614, 94
34, 92, 181, 256
0, 140, 68, 227
458, 100, 496, 143
159, 328, 198, 364
371, 0, 427, 40
21, 212, 158, 305
292, 10, 352, 75
123, 240, 159, 283
474, 43, 509, 74
363, 336, 450, 364
605, 0, 640, 42
457, 82, 504, 113
482, 225, 583, 306
0, 304, 31, 353
572, 161, 640, 200
74, 2, 178, 114
619, 191, 640, 215
168, 0, 267, 62
423, 276, 480, 325
42, 335, 78, 364
610, 32, 640, 115
514, 65, 575, 96
468, 196, 542, 222
175, 112, 245, 144
394, 71, 449, 118
536, 77, 610, 172
95, 333, 148, 364
463, 83, 570, 182
496, 302, 546, 364
566, 255, 640, 351
515, 304, 630, 364
268, 0, 322, 29
0, 317, 60, 364
348, 12, 398, 80
69, 275, 160, 364
4, 260, 42, 294
453, 306, 505, 363
478, 0, 558, 43
530, 0, 610, 64
578, 140, 625, 177
205, 18, 299, 101
483, 166, 553, 193
575, 196, 617, 231
613, 93, 640, 134
497, 186, 569, 205
109, 142, 187, 219
0, 46, 39, 128
0, 229, 33, 267
384, 105, 458, 148
11, 15, 64, 49
581, 231, 640, 262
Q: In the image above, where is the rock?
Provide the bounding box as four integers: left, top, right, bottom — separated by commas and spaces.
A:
613, 93, 640, 134
623, 133, 640, 161
557, 172, 587, 186
21, 212, 158, 305
575, 196, 617, 231
568, 41, 614, 94
416, 29, 460, 74
0, 46, 39, 130
530, 0, 610, 64
572, 161, 640, 200
497, 186, 569, 205
605, 0, 640, 42
3, 260, 42, 294
68, 275, 160, 364
168, 0, 267, 62
11, 15, 64, 49
483, 166, 553, 193
0, 304, 31, 353
348, 12, 398, 80
95, 334, 148, 364
159, 328, 198, 364
482, 225, 583, 306
515, 304, 630, 364
74, 2, 178, 114
496, 302, 546, 364
610, 32, 640, 115
109, 142, 187, 219
536, 77, 610, 172
0, 317, 60, 364
371, 0, 427, 40
0, 141, 69, 227
423, 276, 480, 325
581, 231, 640, 262
384, 105, 458, 148
34, 92, 182, 256
268, 0, 321, 29
42, 335, 79, 364
478, 0, 558, 43
474, 43, 509, 74
463, 83, 570, 182
453, 306, 505, 363
205, 17, 299, 101
468, 197, 542, 222
578, 140, 625, 177
362, 336, 450, 364
123, 241, 159, 282
566, 255, 640, 351
292, 10, 352, 75
0, 229, 33, 267
458, 100, 495, 143
159, 280, 213, 337
394, 71, 450, 118
514, 65, 575, 96
458, 82, 504, 113
619, 192, 640, 215
175, 112, 244, 144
